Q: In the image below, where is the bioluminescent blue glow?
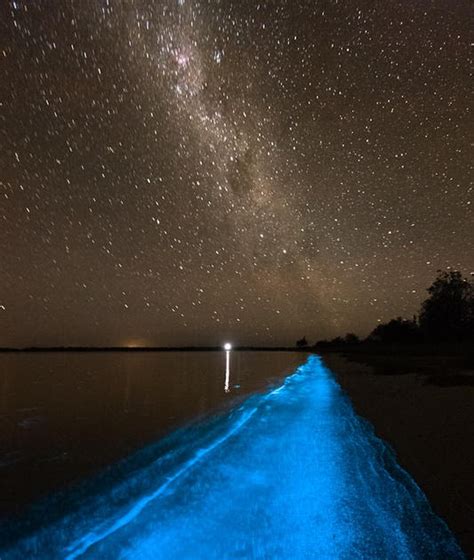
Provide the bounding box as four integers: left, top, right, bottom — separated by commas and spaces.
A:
0, 356, 465, 559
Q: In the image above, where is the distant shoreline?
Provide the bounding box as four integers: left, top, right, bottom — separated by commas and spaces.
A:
0, 342, 471, 354
0, 346, 311, 353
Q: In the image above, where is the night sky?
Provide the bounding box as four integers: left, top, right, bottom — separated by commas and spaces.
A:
1, 0, 472, 347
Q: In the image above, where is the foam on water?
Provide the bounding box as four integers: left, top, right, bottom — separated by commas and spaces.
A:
0, 356, 465, 559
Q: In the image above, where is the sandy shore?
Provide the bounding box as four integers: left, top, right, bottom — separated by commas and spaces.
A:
323, 353, 474, 557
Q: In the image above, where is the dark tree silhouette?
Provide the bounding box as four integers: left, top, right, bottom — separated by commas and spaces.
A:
344, 333, 360, 344
313, 270, 474, 350
419, 270, 474, 342
330, 336, 344, 345
368, 317, 420, 344
313, 334, 359, 349
296, 336, 308, 348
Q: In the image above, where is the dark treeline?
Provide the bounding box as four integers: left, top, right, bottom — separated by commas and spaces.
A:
3, 270, 472, 354
300, 270, 474, 351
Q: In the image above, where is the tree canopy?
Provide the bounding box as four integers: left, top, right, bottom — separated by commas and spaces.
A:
419, 270, 474, 342
314, 269, 474, 347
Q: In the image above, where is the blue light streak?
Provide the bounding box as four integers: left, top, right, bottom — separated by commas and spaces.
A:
0, 356, 465, 559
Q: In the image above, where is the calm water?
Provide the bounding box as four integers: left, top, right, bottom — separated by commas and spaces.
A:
0, 351, 305, 514
0, 355, 464, 559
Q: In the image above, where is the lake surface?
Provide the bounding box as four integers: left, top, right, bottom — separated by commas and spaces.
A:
0, 354, 464, 559
0, 350, 305, 515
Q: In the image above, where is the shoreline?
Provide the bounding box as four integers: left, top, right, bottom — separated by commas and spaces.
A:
324, 351, 474, 556
0, 347, 309, 353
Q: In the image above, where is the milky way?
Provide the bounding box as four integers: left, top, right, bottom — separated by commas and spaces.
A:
0, 0, 472, 346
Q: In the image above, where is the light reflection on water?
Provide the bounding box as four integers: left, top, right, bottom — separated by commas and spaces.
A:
0, 351, 304, 514
224, 349, 230, 393
0, 355, 464, 559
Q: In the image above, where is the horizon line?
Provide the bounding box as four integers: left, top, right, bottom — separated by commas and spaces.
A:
0, 345, 312, 352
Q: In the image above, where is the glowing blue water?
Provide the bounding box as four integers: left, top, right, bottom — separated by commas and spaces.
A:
0, 356, 465, 559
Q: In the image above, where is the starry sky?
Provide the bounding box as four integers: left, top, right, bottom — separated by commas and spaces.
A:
1, 0, 472, 347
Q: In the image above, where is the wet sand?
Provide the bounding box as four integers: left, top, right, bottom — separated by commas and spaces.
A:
324, 352, 474, 557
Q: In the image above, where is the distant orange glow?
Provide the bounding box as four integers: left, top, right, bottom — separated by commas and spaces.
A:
122, 338, 149, 348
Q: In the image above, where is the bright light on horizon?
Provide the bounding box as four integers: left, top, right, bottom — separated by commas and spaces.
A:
122, 338, 149, 348
224, 342, 232, 351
